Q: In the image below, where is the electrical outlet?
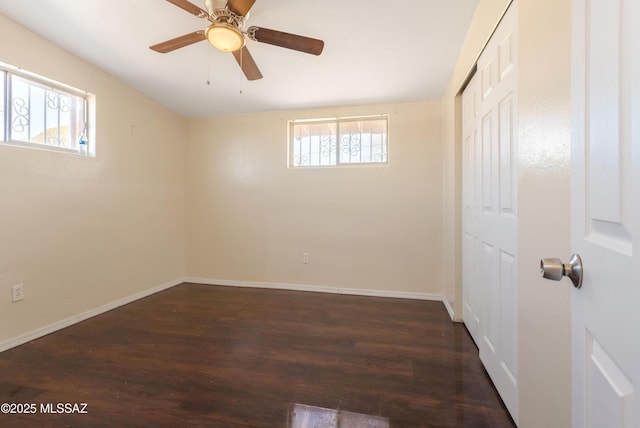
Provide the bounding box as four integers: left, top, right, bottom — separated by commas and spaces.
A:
302, 252, 310, 264
11, 284, 24, 303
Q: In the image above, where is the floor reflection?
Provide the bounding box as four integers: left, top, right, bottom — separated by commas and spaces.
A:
290, 403, 390, 428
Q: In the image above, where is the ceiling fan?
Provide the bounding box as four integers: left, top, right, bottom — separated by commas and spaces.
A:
150, 0, 325, 81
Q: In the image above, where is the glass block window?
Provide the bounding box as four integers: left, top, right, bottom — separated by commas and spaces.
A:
289, 115, 388, 167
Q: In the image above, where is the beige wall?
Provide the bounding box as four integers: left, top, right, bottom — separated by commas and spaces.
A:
517, 0, 572, 425
0, 15, 187, 344
442, 0, 572, 426
186, 102, 443, 295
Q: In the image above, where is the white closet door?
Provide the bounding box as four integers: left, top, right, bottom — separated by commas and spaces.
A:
462, 72, 481, 344
462, 3, 519, 422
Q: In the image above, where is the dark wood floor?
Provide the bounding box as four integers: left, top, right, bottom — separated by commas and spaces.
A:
0, 283, 515, 427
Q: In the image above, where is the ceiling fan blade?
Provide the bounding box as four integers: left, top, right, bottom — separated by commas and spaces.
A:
232, 47, 263, 80
166, 0, 209, 18
248, 27, 324, 56
226, 0, 256, 17
150, 30, 206, 53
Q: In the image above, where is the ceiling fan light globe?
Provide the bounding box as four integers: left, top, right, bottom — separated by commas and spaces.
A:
206, 24, 244, 52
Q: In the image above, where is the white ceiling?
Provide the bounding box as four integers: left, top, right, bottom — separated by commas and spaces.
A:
0, 0, 479, 118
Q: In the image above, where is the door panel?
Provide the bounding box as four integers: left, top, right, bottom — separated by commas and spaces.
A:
482, 242, 497, 354
482, 112, 494, 212
587, 333, 634, 427
500, 250, 516, 382
585, 0, 633, 254
499, 95, 515, 214
572, 0, 639, 426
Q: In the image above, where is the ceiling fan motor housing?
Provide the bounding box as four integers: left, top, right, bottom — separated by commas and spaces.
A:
209, 7, 246, 30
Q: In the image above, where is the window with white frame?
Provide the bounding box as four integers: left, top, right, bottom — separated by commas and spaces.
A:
0, 70, 5, 141
1, 63, 92, 156
289, 115, 388, 167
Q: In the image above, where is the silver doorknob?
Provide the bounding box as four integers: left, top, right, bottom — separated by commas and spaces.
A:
540, 254, 583, 289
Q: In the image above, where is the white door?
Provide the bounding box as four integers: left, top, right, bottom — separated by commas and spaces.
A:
462, 3, 518, 422
462, 72, 481, 343
571, 0, 640, 426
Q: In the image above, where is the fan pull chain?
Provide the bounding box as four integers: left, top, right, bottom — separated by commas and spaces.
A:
206, 46, 212, 86
239, 48, 243, 94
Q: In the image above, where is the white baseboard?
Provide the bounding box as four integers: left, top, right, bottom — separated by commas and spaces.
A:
0, 278, 183, 353
443, 297, 456, 321
185, 277, 442, 301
